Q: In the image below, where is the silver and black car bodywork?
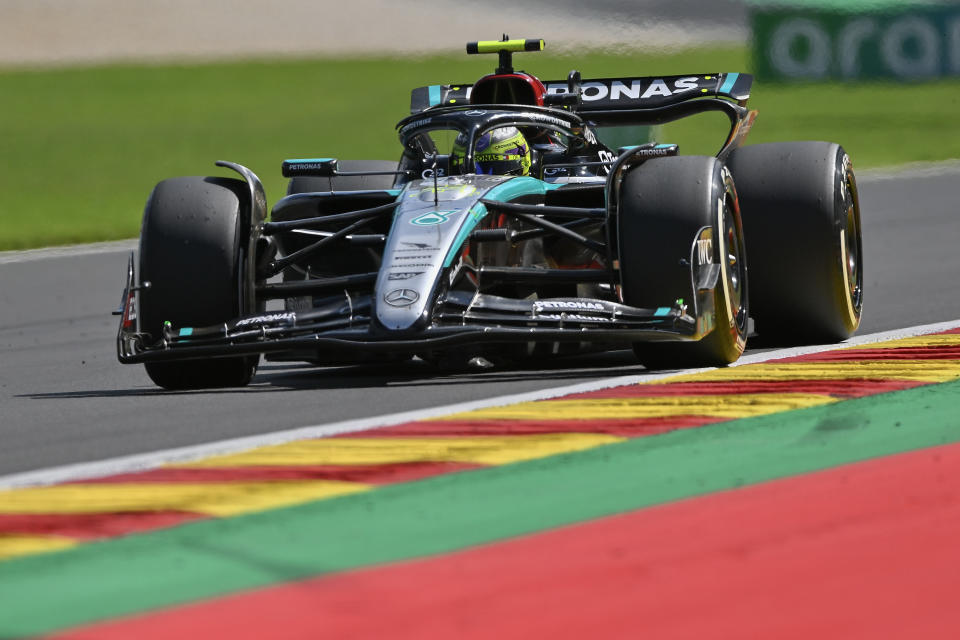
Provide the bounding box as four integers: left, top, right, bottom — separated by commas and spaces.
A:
116, 39, 863, 389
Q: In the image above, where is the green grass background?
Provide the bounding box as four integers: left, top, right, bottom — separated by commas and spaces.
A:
1, 46, 957, 250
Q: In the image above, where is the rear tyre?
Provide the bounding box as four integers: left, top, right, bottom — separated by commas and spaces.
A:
139, 176, 258, 390
727, 142, 863, 344
619, 156, 748, 369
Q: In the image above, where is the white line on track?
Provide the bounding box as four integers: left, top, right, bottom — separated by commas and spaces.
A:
857, 159, 960, 182
1, 318, 958, 490
0, 239, 137, 265
0, 159, 958, 266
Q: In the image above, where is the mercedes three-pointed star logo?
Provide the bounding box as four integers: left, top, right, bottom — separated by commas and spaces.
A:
384, 288, 420, 307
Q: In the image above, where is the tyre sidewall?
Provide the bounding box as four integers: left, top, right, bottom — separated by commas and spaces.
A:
727, 142, 863, 343
618, 156, 747, 367
139, 176, 256, 389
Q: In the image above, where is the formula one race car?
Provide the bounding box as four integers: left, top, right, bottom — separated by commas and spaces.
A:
116, 38, 863, 390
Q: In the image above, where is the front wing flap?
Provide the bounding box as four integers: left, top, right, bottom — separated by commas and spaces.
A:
117, 264, 709, 364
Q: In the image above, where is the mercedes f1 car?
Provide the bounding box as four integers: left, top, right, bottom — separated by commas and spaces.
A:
116, 38, 863, 390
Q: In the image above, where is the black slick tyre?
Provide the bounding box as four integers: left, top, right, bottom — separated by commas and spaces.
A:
727, 142, 863, 344
139, 176, 257, 390
619, 155, 748, 369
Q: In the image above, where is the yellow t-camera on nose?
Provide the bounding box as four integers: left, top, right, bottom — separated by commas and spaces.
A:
466, 39, 544, 54
466, 37, 545, 74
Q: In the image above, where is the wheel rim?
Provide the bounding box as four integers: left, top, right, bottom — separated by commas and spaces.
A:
837, 155, 864, 332
844, 173, 863, 313
720, 195, 748, 336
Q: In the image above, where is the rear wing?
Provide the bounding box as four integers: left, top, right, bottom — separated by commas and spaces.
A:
410, 73, 753, 114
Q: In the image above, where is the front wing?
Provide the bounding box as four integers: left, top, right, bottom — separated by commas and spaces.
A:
116, 257, 714, 365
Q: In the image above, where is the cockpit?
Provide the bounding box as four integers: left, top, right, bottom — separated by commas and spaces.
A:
394, 105, 605, 184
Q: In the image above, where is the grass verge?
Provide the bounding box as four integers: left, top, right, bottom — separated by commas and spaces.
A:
1, 46, 957, 250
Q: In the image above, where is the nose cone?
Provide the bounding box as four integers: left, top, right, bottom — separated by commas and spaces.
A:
374, 175, 511, 332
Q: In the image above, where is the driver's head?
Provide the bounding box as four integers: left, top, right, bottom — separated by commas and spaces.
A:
451, 126, 531, 176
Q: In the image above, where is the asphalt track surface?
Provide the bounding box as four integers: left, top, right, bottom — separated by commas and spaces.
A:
1, 165, 957, 476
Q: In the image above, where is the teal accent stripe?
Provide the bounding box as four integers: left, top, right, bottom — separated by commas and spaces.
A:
178, 328, 194, 337
719, 73, 739, 95
428, 85, 441, 106
443, 203, 487, 267
654, 307, 671, 317
485, 176, 563, 202
442, 178, 563, 267
284, 158, 334, 163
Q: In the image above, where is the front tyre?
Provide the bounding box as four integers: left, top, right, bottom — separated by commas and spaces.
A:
619, 156, 748, 369
139, 176, 257, 390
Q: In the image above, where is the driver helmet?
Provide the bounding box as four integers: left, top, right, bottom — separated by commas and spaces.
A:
451, 126, 531, 176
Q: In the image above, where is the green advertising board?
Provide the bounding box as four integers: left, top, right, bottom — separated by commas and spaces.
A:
750, 0, 960, 81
